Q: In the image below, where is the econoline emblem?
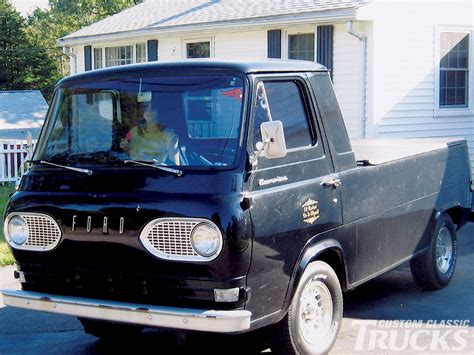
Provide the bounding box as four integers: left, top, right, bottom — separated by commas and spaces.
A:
302, 199, 320, 224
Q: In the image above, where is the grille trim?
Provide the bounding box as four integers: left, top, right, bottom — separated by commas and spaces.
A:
4, 212, 62, 251
139, 218, 223, 262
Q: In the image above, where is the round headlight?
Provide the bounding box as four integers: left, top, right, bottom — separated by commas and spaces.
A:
190, 223, 222, 257
7, 216, 29, 246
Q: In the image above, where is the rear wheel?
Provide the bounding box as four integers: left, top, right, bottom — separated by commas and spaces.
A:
268, 261, 343, 354
79, 318, 143, 340
410, 213, 457, 290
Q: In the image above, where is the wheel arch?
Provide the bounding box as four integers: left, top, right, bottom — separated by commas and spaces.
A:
282, 239, 348, 314
438, 206, 470, 230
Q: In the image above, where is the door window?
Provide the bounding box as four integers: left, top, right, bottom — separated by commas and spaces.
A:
253, 80, 314, 150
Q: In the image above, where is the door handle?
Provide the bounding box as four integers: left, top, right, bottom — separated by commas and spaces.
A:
321, 178, 342, 188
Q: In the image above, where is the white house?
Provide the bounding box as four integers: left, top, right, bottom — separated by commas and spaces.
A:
57, 0, 474, 173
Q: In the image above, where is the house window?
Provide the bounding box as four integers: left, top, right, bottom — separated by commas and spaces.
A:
136, 43, 147, 63
288, 34, 315, 61
185, 40, 211, 58
439, 32, 470, 108
105, 45, 133, 67
93, 43, 148, 69
93, 48, 103, 69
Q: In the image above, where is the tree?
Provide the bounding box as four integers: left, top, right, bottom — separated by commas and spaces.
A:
1, 0, 140, 100
49, 0, 141, 27
0, 0, 28, 89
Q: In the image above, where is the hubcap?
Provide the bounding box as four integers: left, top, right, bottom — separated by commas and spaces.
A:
298, 279, 333, 345
435, 227, 453, 274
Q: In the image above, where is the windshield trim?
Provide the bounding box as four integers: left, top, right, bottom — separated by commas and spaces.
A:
32, 89, 62, 162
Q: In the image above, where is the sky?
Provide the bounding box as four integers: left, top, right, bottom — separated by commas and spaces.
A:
10, 0, 50, 17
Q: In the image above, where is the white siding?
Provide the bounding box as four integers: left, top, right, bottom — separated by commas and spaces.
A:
157, 37, 182, 61
156, 29, 268, 60
214, 30, 267, 59
333, 23, 365, 139
73, 46, 84, 74
360, 0, 474, 175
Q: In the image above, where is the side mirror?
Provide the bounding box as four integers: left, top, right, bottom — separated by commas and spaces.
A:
251, 120, 287, 166
260, 120, 287, 159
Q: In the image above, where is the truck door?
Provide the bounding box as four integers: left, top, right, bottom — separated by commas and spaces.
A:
244, 76, 342, 319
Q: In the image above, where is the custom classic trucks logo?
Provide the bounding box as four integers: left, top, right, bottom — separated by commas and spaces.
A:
302, 199, 320, 224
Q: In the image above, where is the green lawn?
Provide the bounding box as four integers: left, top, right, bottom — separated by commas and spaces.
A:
0, 184, 15, 266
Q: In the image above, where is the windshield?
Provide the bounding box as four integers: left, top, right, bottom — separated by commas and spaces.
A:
34, 73, 245, 168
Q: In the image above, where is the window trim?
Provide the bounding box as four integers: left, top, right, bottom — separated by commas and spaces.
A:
93, 47, 103, 70
248, 74, 325, 170
182, 37, 214, 59
281, 27, 316, 61
435, 27, 474, 117
135, 42, 147, 63
92, 41, 148, 70
287, 33, 316, 62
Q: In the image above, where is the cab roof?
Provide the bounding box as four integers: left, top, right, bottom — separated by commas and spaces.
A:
58, 60, 327, 85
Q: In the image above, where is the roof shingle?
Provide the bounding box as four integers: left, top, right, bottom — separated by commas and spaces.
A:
61, 0, 368, 42
0, 90, 47, 140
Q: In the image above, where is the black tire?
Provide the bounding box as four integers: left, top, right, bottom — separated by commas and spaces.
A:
410, 213, 457, 290
268, 261, 343, 355
78, 317, 143, 340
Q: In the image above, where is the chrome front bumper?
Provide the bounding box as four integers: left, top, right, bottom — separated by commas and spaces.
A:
1, 289, 251, 333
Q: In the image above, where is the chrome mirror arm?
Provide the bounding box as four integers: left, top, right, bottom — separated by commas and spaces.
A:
250, 138, 271, 166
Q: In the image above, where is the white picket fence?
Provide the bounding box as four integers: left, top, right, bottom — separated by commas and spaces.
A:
0, 139, 37, 183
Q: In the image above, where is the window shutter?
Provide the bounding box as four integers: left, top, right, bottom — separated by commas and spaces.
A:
84, 45, 92, 71
147, 40, 158, 61
267, 30, 282, 59
317, 26, 334, 78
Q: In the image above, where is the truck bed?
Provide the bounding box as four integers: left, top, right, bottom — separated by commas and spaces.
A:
351, 138, 466, 165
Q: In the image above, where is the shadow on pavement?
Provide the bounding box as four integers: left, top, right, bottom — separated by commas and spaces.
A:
82, 328, 269, 355
342, 224, 474, 323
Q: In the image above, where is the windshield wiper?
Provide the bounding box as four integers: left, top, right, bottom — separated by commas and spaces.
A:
30, 160, 93, 176
124, 160, 183, 177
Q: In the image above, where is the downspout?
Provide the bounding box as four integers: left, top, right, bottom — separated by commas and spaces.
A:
346, 20, 367, 139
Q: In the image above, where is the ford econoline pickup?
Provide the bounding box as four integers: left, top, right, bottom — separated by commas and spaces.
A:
2, 60, 473, 354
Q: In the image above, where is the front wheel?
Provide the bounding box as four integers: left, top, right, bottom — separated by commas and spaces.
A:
410, 213, 457, 290
269, 261, 343, 355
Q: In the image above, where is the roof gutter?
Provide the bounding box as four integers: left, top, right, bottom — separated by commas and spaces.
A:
58, 8, 357, 47
346, 20, 367, 139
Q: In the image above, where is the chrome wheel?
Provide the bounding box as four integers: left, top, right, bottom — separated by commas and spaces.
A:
298, 278, 333, 345
435, 226, 453, 274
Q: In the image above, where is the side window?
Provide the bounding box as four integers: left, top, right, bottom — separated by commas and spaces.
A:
253, 80, 313, 150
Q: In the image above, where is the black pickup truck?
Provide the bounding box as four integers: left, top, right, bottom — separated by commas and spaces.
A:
2, 61, 473, 354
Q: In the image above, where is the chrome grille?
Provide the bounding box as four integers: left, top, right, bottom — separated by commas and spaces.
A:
146, 220, 199, 257
23, 215, 62, 248
5, 213, 62, 251
140, 218, 222, 262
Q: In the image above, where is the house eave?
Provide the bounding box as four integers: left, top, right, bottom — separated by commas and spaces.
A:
57, 8, 358, 47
